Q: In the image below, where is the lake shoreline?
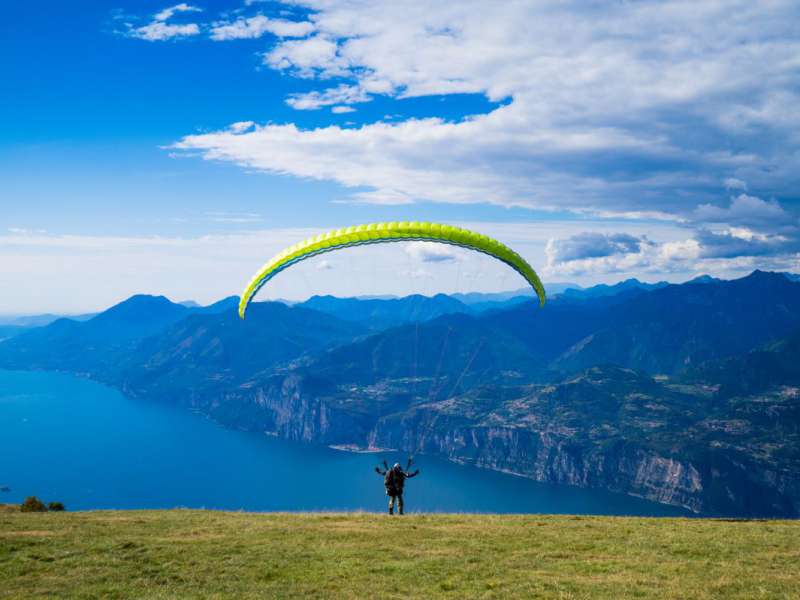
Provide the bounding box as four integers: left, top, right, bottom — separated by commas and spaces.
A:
328, 444, 395, 453
0, 369, 691, 516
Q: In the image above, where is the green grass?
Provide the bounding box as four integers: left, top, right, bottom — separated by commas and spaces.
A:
1, 509, 798, 599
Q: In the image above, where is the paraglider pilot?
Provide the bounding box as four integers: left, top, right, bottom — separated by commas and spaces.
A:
375, 458, 420, 515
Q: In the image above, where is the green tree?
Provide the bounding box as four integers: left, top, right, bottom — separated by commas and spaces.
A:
20, 496, 47, 512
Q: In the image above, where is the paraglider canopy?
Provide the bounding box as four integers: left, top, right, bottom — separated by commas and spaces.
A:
238, 221, 545, 318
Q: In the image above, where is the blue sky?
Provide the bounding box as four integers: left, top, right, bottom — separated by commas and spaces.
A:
2, 1, 798, 313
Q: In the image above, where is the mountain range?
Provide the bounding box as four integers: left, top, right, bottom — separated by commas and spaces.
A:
1, 271, 799, 517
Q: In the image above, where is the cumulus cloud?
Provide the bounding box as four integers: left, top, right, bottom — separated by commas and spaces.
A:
694, 194, 795, 230
695, 228, 797, 259
210, 15, 313, 41
112, 0, 800, 278
405, 241, 458, 263
172, 0, 800, 226
685, 192, 799, 266
127, 3, 202, 41
546, 233, 650, 264
543, 231, 689, 277
264, 35, 342, 76
171, 116, 663, 211
545, 223, 798, 278
544, 233, 700, 278
122, 4, 314, 42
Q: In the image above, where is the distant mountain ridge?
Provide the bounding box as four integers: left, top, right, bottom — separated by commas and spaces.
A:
0, 312, 96, 328
0, 295, 240, 372
552, 270, 800, 375
1, 270, 799, 517
120, 301, 364, 398
299, 293, 470, 329
559, 278, 669, 300
451, 281, 580, 304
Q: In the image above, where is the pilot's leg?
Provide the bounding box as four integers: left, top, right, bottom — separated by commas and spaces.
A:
388, 495, 395, 515
398, 494, 404, 515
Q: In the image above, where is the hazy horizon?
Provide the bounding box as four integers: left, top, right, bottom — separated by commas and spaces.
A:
2, 268, 795, 318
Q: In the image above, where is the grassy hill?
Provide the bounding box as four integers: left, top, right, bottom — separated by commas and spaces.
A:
1, 509, 798, 599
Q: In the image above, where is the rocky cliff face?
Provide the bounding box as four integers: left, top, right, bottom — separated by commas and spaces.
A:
369, 418, 705, 512
157, 366, 798, 517
168, 374, 377, 446
248, 374, 375, 444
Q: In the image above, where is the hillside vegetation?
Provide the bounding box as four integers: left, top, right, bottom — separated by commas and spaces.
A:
1, 271, 799, 517
1, 509, 799, 599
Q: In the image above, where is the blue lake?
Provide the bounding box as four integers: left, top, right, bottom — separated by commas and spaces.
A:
0, 369, 688, 516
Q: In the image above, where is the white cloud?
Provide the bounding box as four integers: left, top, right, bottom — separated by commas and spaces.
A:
173, 0, 800, 225
128, 3, 202, 41
210, 15, 313, 41
544, 235, 701, 278
154, 3, 201, 22
543, 222, 799, 279
107, 1, 800, 284
695, 228, 796, 259
724, 178, 748, 191
228, 121, 255, 134
285, 83, 369, 110
546, 233, 651, 264
172, 115, 666, 212
405, 241, 458, 263
347, 189, 414, 205
130, 22, 200, 42
694, 194, 794, 230
264, 35, 343, 76
204, 211, 263, 224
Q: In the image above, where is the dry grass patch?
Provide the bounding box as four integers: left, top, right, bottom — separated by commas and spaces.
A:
0, 510, 798, 599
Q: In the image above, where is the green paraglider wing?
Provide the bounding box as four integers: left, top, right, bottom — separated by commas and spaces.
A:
239, 222, 545, 318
